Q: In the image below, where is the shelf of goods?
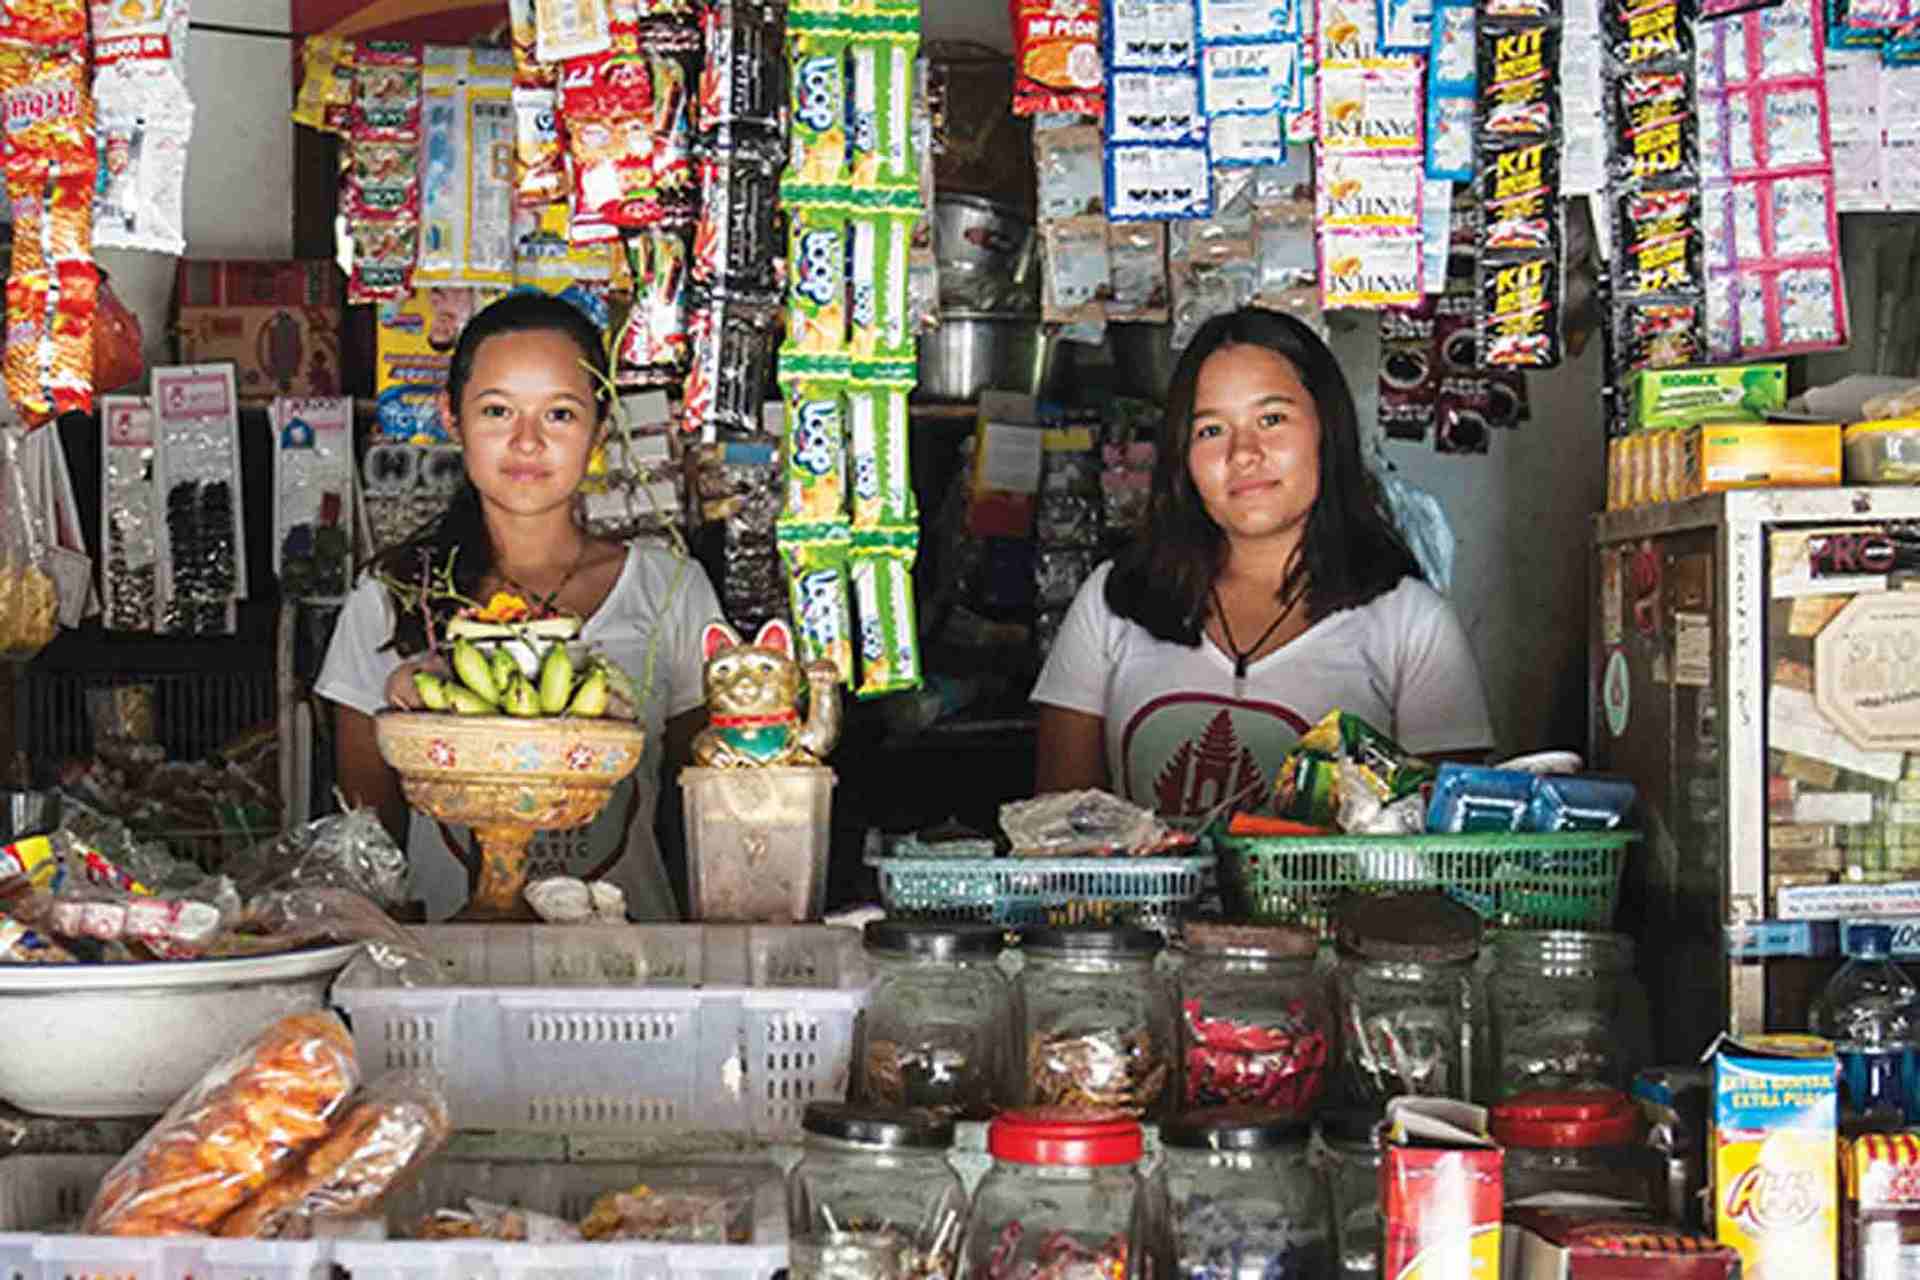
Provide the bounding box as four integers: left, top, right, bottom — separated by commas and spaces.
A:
1591, 487, 1920, 1053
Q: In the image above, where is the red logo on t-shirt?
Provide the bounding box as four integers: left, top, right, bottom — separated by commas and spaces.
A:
1121, 694, 1310, 817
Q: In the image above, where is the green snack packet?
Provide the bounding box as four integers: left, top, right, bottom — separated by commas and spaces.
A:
851, 524, 922, 699
785, 30, 850, 195
847, 363, 915, 528
1273, 750, 1342, 827
779, 355, 851, 522
848, 29, 921, 207
848, 212, 916, 360
784, 203, 850, 356
778, 519, 856, 685
1295, 709, 1435, 803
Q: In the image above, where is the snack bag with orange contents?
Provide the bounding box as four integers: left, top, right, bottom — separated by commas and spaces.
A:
785, 203, 849, 355
2, 0, 87, 46
291, 36, 355, 135
1012, 0, 1103, 116
784, 29, 849, 194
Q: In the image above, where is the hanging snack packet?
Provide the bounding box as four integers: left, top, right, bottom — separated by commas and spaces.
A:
1615, 185, 1701, 293
1479, 139, 1558, 252
616, 231, 690, 382
786, 29, 850, 193
682, 291, 780, 438
1042, 215, 1112, 326
785, 203, 849, 355
778, 521, 856, 683
848, 211, 914, 360
1035, 123, 1105, 218
506, 0, 556, 88
1012, 0, 1103, 115
1615, 296, 1705, 368
512, 87, 566, 205
847, 365, 915, 528
849, 29, 923, 204
851, 525, 922, 699
692, 150, 781, 294
779, 358, 850, 522
1600, 0, 1691, 66
1108, 0, 1199, 68
1108, 221, 1171, 322
93, 71, 192, 257
697, 0, 785, 136
1427, 0, 1476, 177
292, 36, 356, 133
536, 0, 613, 63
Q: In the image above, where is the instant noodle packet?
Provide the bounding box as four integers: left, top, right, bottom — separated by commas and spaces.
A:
1012, 0, 1104, 115
851, 523, 921, 698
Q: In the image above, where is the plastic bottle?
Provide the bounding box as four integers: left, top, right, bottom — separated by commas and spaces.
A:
1811, 923, 1920, 1129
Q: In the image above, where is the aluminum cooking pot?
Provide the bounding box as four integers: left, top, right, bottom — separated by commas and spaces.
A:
916, 311, 1066, 403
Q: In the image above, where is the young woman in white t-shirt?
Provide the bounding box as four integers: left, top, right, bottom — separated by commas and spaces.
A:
317, 292, 722, 920
1032, 308, 1493, 816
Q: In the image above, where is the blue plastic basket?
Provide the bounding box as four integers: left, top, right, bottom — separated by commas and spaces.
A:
865, 854, 1215, 927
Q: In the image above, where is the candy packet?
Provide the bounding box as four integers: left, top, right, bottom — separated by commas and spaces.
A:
697, 0, 785, 136
293, 36, 356, 133
692, 151, 781, 295
681, 291, 780, 438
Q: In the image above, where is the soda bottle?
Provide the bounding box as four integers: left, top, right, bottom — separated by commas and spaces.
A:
1811, 922, 1920, 1129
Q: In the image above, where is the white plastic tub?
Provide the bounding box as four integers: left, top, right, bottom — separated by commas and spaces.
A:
680, 767, 835, 922
331, 1159, 788, 1280
332, 924, 869, 1136
0, 1154, 330, 1280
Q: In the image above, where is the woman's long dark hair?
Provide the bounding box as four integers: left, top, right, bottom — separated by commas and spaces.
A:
1106, 308, 1421, 644
377, 291, 612, 656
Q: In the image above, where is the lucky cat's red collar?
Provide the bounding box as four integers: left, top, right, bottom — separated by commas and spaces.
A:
710, 709, 799, 729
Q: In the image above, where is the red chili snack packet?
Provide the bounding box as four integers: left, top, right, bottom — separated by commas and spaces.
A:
2, 0, 87, 47
1010, 0, 1103, 116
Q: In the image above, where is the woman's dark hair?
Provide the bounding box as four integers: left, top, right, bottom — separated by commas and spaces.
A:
1106, 307, 1421, 644
376, 291, 612, 656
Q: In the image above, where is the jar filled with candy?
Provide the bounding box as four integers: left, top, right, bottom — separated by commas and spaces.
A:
1178, 922, 1331, 1117
1489, 1089, 1662, 1208
788, 1102, 970, 1279
959, 1109, 1153, 1280
1316, 1107, 1386, 1279
1018, 927, 1176, 1118
1330, 892, 1484, 1106
852, 920, 1018, 1121
1161, 1106, 1333, 1278
1486, 931, 1651, 1099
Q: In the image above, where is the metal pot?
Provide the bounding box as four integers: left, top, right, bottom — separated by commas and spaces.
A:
916, 311, 1064, 402
933, 195, 1033, 281
1107, 322, 1180, 405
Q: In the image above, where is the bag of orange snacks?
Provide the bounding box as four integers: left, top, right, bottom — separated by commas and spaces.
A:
1010, 0, 1103, 116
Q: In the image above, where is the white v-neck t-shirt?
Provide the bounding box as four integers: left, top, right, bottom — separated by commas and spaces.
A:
317, 541, 722, 921
1031, 563, 1494, 817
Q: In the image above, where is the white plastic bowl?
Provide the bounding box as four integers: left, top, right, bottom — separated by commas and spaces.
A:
0, 943, 362, 1117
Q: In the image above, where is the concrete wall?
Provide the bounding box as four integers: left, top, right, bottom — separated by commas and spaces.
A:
95, 0, 295, 376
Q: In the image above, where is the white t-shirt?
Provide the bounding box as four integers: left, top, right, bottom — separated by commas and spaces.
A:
316, 542, 722, 921
1032, 564, 1494, 817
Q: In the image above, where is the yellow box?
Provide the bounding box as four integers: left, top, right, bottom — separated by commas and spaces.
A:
1710, 1033, 1838, 1280
1691, 423, 1842, 493
1607, 437, 1624, 511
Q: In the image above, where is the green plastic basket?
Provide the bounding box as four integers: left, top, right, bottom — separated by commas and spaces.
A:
1211, 826, 1635, 935
865, 853, 1215, 927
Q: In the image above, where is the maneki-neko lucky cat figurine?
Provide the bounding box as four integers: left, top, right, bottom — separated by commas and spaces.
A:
691, 619, 842, 768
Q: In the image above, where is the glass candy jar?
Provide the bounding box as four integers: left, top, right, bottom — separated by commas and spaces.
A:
960, 1109, 1153, 1280
1161, 1107, 1334, 1279
1489, 1089, 1661, 1208
1487, 931, 1652, 1100
1178, 923, 1332, 1118
1316, 1108, 1386, 1279
1330, 892, 1484, 1106
788, 1102, 971, 1279
853, 921, 1018, 1120
1018, 927, 1177, 1118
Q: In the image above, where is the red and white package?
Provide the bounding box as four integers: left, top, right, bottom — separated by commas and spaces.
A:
345, 41, 423, 304
561, 49, 694, 239
1011, 0, 1103, 115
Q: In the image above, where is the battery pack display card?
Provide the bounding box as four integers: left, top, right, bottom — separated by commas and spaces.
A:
1108, 0, 1201, 68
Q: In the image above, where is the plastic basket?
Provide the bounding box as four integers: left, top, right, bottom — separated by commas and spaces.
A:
332, 924, 869, 1137
1211, 828, 1635, 935
864, 853, 1215, 926
0, 1154, 330, 1280
330, 1159, 787, 1280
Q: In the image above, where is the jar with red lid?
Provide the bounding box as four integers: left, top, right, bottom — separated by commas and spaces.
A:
1489, 1089, 1663, 1208
959, 1108, 1156, 1280
1177, 923, 1332, 1118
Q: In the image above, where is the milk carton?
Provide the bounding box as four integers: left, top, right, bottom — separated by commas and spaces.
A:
1708, 1033, 1839, 1280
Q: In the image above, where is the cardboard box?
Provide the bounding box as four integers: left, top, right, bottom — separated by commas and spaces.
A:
1503, 1207, 1740, 1279
1384, 1097, 1503, 1280
174, 260, 343, 400
1690, 423, 1842, 493
1708, 1033, 1838, 1280
1632, 364, 1788, 431
1844, 1134, 1920, 1280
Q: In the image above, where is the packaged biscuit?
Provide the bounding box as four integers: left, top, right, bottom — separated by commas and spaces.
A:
851, 524, 922, 698
779, 358, 850, 522
777, 520, 856, 683
785, 203, 849, 354
846, 362, 915, 528
849, 29, 922, 203
847, 211, 915, 360
785, 29, 849, 192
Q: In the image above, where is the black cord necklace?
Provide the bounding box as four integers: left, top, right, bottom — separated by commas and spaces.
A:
1211, 585, 1293, 697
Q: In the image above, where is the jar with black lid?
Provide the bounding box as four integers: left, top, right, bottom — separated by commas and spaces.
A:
1330, 892, 1484, 1106
853, 920, 1017, 1120
1162, 1106, 1333, 1278
1178, 922, 1332, 1118
788, 1101, 970, 1279
1017, 927, 1176, 1117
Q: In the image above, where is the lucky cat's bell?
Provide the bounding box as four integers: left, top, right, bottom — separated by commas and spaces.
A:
690, 619, 842, 768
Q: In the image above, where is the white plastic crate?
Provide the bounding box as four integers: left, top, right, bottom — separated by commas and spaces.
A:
333, 925, 870, 1136
330, 1159, 787, 1280
0, 1154, 329, 1280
